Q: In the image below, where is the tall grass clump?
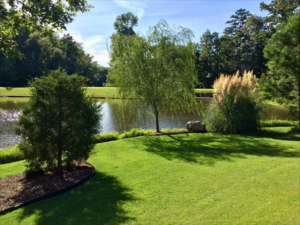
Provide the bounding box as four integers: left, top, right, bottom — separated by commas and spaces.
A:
204, 71, 261, 134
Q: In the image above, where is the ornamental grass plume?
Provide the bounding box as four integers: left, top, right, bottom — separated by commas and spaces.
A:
205, 71, 261, 134
213, 71, 259, 104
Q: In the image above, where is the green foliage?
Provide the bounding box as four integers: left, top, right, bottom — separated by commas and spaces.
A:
109, 19, 199, 132
204, 72, 261, 134
119, 128, 153, 139
263, 10, 300, 123
260, 120, 297, 127
113, 12, 138, 36
15, 69, 101, 173
0, 145, 23, 164
93, 128, 185, 144
0, 31, 107, 87
196, 9, 268, 88
224, 9, 252, 72
94, 132, 120, 143
260, 0, 300, 34
0, 0, 92, 57
205, 94, 260, 134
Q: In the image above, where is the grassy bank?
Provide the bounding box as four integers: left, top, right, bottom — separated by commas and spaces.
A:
1, 127, 299, 224
0, 87, 213, 98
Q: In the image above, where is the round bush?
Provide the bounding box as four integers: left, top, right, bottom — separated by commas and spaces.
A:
16, 69, 101, 173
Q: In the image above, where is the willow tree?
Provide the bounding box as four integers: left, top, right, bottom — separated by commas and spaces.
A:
109, 20, 199, 132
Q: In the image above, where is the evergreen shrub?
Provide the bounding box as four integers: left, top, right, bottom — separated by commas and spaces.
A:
16, 69, 101, 173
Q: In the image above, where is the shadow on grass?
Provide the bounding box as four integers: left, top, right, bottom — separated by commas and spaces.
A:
17, 172, 136, 225
248, 128, 300, 141
137, 130, 300, 166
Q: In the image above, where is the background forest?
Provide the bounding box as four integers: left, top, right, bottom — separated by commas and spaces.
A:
0, 0, 299, 92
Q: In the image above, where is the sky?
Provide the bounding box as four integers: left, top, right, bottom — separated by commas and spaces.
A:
63, 0, 272, 67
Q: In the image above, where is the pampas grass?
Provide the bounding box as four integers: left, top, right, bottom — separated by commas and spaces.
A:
205, 71, 261, 134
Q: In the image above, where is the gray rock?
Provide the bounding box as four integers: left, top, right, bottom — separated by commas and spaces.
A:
186, 121, 207, 132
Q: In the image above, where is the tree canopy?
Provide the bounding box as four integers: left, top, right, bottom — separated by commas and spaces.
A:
0, 0, 91, 57
0, 30, 107, 87
113, 12, 138, 36
263, 10, 300, 123
16, 69, 101, 173
109, 20, 199, 132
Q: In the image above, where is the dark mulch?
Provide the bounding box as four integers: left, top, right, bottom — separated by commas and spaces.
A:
0, 163, 95, 213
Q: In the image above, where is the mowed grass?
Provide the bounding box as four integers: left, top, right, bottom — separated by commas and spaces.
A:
0, 127, 299, 224
0, 87, 213, 98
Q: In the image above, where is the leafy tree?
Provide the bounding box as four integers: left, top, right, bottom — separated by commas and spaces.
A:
0, 0, 92, 57
109, 20, 199, 132
263, 10, 300, 124
0, 31, 105, 87
16, 69, 101, 173
224, 9, 252, 71
241, 15, 268, 77
260, 0, 300, 34
113, 12, 138, 36
198, 30, 220, 87
197, 30, 237, 87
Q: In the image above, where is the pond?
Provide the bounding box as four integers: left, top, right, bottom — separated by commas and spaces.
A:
0, 97, 295, 149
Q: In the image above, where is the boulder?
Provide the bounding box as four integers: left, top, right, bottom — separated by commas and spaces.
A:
186, 121, 206, 132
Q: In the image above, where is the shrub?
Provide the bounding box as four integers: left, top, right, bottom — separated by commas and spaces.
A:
16, 69, 101, 173
0, 145, 23, 164
94, 132, 120, 143
119, 128, 153, 139
260, 120, 297, 127
204, 71, 261, 134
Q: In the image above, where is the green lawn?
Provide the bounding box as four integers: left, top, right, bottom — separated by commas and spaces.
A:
0, 87, 213, 98
1, 127, 299, 224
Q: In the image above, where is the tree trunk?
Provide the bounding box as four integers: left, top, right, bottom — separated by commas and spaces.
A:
298, 44, 300, 127
298, 79, 300, 127
57, 82, 63, 174
155, 110, 160, 133
57, 146, 62, 174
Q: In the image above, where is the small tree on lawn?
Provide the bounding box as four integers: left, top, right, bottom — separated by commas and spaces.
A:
16, 69, 101, 174
109, 20, 199, 132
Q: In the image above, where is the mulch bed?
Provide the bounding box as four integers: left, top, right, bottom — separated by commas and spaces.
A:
0, 162, 95, 213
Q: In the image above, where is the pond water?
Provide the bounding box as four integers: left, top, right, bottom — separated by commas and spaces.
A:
0, 97, 294, 149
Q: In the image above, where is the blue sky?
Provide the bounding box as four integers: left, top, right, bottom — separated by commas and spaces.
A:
63, 0, 272, 67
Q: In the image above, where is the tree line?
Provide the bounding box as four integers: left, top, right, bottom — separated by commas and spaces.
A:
0, 30, 108, 87
196, 0, 299, 88
0, 0, 299, 92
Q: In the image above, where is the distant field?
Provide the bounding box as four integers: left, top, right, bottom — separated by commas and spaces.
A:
0, 87, 213, 98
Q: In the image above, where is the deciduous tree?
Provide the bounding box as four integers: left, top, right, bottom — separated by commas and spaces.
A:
0, 0, 91, 57
109, 20, 199, 132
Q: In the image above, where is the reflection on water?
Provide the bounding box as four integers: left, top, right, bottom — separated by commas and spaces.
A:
0, 109, 21, 149
0, 97, 295, 149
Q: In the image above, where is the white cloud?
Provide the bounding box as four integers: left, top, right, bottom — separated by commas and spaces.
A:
61, 29, 111, 67
112, 0, 147, 18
